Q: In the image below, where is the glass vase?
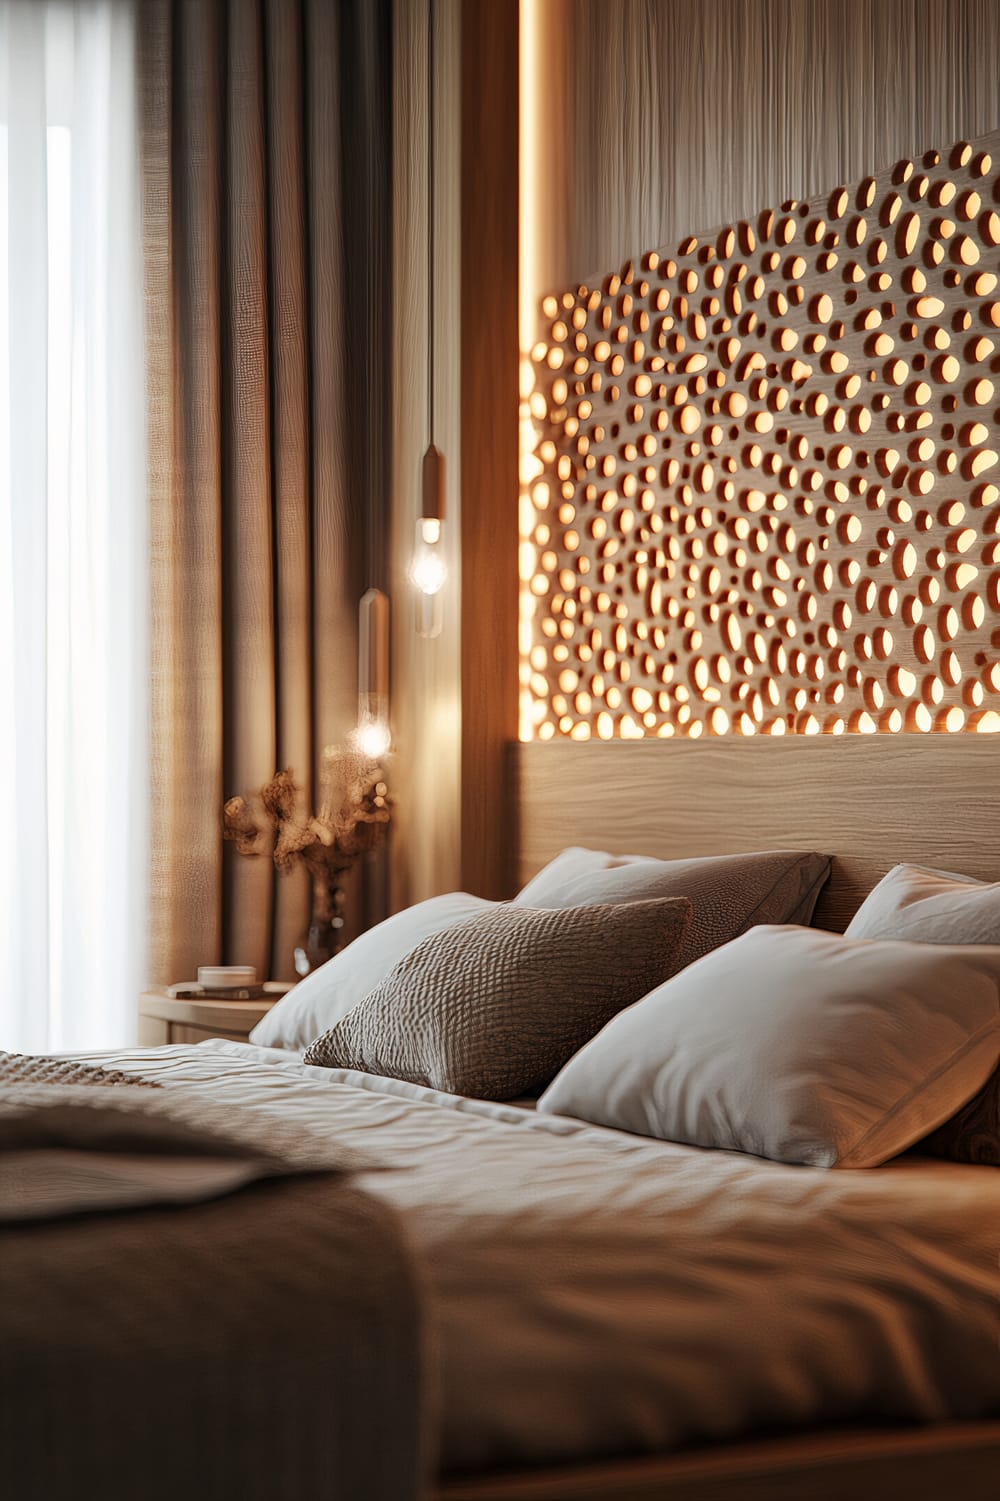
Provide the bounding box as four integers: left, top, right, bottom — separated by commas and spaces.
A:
294, 867, 351, 977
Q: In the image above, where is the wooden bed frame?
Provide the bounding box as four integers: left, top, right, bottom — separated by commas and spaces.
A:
515, 735, 1000, 933
439, 1422, 1000, 1501
435, 734, 1000, 1501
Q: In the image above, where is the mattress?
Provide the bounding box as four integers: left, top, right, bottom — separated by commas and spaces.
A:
69, 1040, 1000, 1475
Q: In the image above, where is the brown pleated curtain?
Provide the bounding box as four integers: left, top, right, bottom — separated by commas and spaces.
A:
139, 0, 392, 985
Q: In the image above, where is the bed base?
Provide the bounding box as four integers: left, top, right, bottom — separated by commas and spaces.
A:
437, 1421, 1000, 1501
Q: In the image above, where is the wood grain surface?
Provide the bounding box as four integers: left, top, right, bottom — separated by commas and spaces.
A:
516, 735, 1000, 930
460, 0, 520, 898
136, 990, 276, 1046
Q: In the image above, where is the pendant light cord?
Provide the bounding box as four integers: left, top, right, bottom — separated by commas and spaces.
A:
427, 0, 435, 445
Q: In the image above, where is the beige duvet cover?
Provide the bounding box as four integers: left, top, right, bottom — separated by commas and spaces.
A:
65, 1040, 1000, 1476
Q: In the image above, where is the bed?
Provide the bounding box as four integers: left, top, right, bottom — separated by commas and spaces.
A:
43, 1029, 998, 1501
2, 732, 997, 1500
506, 732, 1000, 1498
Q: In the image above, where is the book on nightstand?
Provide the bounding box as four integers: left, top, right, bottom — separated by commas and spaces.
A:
165, 981, 295, 1002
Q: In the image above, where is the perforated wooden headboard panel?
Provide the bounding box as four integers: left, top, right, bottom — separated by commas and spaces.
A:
519, 131, 1000, 743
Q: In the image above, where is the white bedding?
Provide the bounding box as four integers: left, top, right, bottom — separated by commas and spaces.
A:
69, 1040, 1000, 1474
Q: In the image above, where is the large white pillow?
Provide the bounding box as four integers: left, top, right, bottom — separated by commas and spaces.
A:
538, 925, 1000, 1169
250, 893, 496, 1051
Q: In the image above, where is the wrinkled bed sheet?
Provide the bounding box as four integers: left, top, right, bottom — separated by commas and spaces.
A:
67, 1039, 1000, 1475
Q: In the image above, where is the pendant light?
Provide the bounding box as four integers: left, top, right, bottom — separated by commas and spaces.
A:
356, 587, 391, 759
410, 0, 446, 637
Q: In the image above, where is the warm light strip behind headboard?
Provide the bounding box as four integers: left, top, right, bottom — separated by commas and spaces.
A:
520, 132, 1000, 741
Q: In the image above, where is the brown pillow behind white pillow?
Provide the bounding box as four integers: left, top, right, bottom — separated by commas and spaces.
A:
304, 897, 692, 1101
514, 846, 830, 975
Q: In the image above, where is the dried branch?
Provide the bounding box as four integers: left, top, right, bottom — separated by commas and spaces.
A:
223, 749, 391, 881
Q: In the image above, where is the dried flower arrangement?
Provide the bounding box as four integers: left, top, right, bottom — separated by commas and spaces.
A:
223, 748, 391, 972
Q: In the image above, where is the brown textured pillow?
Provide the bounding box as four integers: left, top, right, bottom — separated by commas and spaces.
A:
919, 1080, 999, 1166
303, 898, 692, 1100
513, 846, 830, 975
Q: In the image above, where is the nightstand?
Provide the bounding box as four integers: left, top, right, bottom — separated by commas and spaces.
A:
138, 990, 280, 1047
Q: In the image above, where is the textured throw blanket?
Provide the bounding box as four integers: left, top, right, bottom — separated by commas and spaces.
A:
0, 1050, 381, 1220
0, 1052, 429, 1501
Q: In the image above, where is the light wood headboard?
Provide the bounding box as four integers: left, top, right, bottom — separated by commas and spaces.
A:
515, 735, 1000, 932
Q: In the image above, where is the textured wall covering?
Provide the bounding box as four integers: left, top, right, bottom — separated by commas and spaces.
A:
522, 130, 1000, 739
531, 0, 1000, 293
520, 0, 1000, 742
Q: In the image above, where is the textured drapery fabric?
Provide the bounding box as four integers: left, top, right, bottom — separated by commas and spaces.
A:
139, 0, 391, 985
0, 0, 148, 1050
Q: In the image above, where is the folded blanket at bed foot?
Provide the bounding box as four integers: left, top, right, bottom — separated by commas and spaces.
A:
0, 1052, 430, 1501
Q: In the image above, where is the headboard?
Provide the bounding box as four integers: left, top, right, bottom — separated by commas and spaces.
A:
514, 735, 1000, 932
514, 129, 1000, 929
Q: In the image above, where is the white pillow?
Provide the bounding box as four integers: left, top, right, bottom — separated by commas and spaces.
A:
250, 893, 496, 1051
844, 863, 1000, 1167
538, 925, 1000, 1169
847, 863, 1000, 944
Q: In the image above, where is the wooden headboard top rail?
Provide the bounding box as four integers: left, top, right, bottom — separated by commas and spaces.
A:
514, 736, 999, 932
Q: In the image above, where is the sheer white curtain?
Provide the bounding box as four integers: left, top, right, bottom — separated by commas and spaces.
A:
0, 0, 147, 1050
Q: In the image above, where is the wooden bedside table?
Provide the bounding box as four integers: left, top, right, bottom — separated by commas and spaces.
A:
138, 990, 281, 1047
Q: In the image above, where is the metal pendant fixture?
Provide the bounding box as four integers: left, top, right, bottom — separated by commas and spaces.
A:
410, 0, 446, 637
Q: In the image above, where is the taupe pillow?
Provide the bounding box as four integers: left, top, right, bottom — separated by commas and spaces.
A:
303, 898, 692, 1100
538, 925, 1000, 1169
513, 846, 830, 975
921, 1082, 999, 1167
847, 863, 1000, 1165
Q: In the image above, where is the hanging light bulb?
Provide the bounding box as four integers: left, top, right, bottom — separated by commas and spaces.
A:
411, 440, 446, 635
411, 0, 446, 640
411, 517, 447, 596
355, 710, 391, 761
355, 588, 391, 759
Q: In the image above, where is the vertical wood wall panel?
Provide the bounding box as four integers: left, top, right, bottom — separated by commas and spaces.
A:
460, 0, 520, 898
